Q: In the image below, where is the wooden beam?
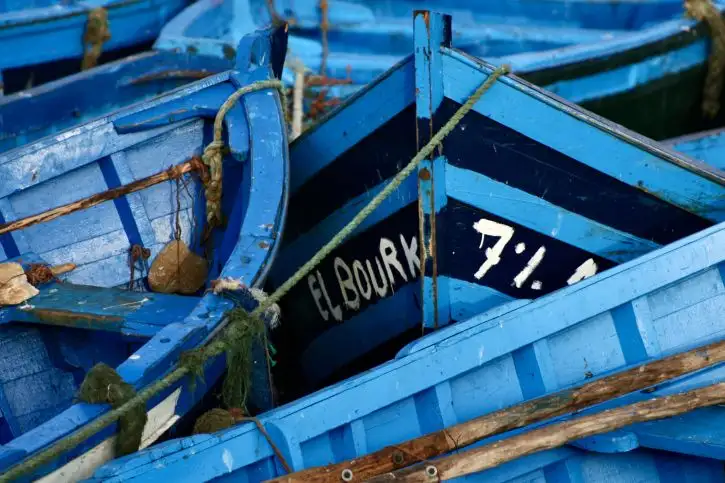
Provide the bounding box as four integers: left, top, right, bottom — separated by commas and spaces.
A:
0, 157, 204, 236
268, 338, 725, 482
368, 382, 725, 481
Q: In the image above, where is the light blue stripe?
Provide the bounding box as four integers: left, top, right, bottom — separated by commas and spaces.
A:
441, 49, 725, 222
544, 40, 707, 104
289, 58, 415, 193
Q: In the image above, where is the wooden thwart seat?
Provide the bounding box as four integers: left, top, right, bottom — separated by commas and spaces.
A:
0, 255, 201, 338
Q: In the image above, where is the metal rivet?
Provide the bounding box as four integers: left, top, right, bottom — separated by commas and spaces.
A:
419, 168, 431, 180
341, 469, 353, 481
425, 465, 438, 478
392, 451, 405, 465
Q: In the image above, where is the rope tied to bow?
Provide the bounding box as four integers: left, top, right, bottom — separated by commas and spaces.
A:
686, 0, 725, 118
81, 7, 111, 71
0, 66, 509, 483
201, 80, 287, 230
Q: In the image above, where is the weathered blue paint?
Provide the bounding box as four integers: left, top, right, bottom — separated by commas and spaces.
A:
155, 0, 724, 142
2, 0, 718, 156
265, 10, 725, 395
667, 127, 725, 171
0, 51, 230, 152
0, 26, 289, 482
88, 214, 725, 481
0, 0, 189, 93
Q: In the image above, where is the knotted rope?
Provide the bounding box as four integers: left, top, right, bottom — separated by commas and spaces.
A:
81, 7, 111, 71
201, 80, 287, 230
0, 66, 508, 483
77, 363, 148, 457
128, 244, 151, 291
686, 0, 725, 118
25, 264, 55, 286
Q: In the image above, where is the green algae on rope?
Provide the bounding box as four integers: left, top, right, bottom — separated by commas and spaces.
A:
0, 65, 509, 483
78, 363, 147, 457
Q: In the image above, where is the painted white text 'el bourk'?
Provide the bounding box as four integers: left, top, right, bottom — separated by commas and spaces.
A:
308, 234, 420, 322
308, 218, 600, 323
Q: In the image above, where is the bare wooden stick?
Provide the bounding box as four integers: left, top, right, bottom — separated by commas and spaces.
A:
0, 157, 203, 236
369, 382, 725, 482
269, 338, 725, 482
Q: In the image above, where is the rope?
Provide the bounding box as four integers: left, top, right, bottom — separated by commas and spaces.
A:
201, 80, 287, 231
25, 264, 55, 286
0, 65, 508, 483
77, 363, 147, 457
686, 0, 725, 118
241, 416, 292, 473
81, 7, 111, 71
128, 244, 151, 291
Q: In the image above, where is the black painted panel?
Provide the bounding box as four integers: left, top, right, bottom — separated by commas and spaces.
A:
438, 198, 614, 299
285, 105, 418, 242
438, 98, 712, 244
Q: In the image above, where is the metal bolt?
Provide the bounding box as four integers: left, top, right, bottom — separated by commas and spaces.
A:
419, 168, 431, 180
341, 469, 354, 482
425, 465, 438, 478
392, 451, 405, 465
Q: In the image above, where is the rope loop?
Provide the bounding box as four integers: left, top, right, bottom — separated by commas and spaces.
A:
201, 80, 287, 230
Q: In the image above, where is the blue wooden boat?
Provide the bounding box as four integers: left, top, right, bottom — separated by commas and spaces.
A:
156, 0, 725, 140
0, 0, 190, 94
264, 10, 725, 397
87, 195, 725, 482
1, 0, 719, 154
0, 51, 231, 153
0, 25, 289, 482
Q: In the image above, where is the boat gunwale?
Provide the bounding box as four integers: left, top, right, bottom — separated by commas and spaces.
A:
0, 35, 289, 478
446, 46, 725, 187
86, 212, 725, 481
0, 0, 145, 30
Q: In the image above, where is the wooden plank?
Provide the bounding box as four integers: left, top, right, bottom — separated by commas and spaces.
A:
1, 282, 200, 338
268, 337, 725, 482
366, 382, 725, 481
0, 157, 204, 237
414, 11, 451, 330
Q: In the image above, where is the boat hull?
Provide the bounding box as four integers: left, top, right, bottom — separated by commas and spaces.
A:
0, 26, 289, 481
267, 11, 725, 395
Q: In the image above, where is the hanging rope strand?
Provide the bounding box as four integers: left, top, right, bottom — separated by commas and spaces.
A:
685, 0, 725, 118
0, 66, 508, 483
81, 7, 110, 71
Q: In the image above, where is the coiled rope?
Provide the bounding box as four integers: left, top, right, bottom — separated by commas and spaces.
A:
0, 65, 509, 482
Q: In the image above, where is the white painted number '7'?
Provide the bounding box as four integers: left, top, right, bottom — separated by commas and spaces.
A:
473, 219, 514, 280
